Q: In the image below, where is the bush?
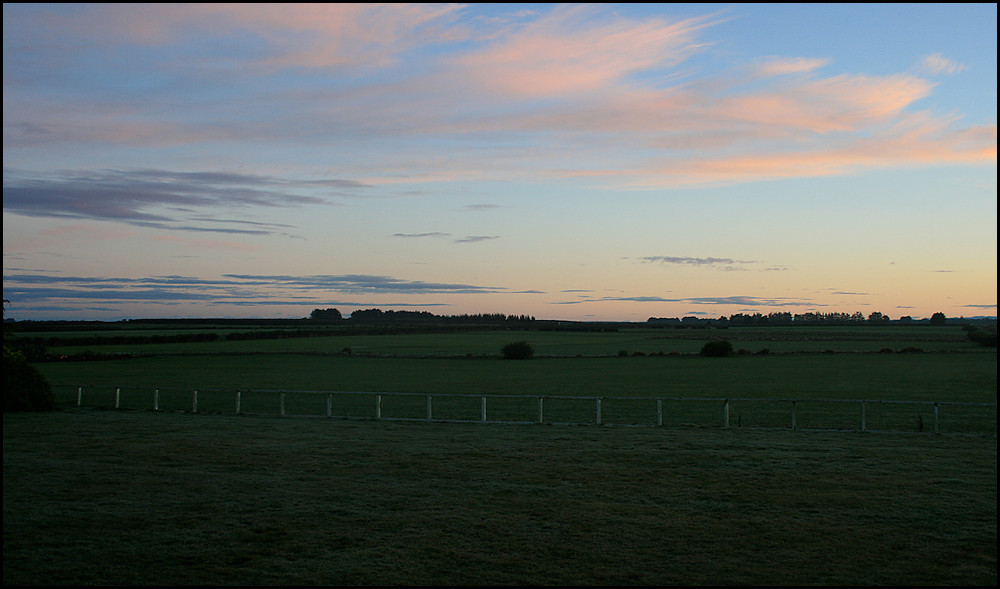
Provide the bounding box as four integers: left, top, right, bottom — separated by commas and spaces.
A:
966, 326, 997, 347
700, 340, 733, 357
3, 353, 56, 412
501, 341, 534, 360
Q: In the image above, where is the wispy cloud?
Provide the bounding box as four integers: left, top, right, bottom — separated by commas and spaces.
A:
2, 168, 362, 235
638, 256, 788, 272
2, 272, 520, 316
753, 57, 830, 76
920, 53, 967, 75
394, 232, 452, 239
641, 256, 758, 266
453, 235, 500, 244
553, 294, 814, 307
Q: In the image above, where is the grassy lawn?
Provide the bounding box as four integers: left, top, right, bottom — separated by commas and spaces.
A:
3, 409, 996, 586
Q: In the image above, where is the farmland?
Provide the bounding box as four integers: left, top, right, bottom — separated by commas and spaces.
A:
3, 320, 997, 585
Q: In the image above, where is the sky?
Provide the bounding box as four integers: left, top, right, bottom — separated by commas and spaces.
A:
3, 3, 996, 322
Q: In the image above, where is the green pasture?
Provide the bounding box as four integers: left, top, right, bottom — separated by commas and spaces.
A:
25, 325, 983, 357
38, 351, 996, 404
4, 410, 996, 586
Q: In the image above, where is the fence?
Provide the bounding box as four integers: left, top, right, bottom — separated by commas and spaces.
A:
55, 384, 997, 435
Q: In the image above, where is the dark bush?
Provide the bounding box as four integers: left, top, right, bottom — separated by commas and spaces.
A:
3, 353, 56, 412
700, 340, 733, 357
501, 341, 534, 360
966, 326, 997, 347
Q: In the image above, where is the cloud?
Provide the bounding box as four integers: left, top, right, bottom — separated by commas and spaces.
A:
453, 235, 500, 243
3, 4, 994, 196
1, 272, 519, 316
453, 4, 716, 98
641, 256, 757, 266
920, 53, 967, 75
22, 4, 467, 70
552, 293, 813, 307
2, 168, 362, 235
753, 57, 830, 77
220, 274, 506, 295
638, 256, 787, 271
394, 232, 452, 239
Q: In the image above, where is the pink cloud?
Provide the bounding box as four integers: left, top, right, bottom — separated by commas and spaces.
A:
624, 121, 997, 186
38, 3, 465, 69
752, 57, 831, 77
455, 5, 715, 98
714, 74, 936, 133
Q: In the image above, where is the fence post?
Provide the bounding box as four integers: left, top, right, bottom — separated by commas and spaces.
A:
538, 397, 544, 424
376, 394, 382, 420
236, 390, 241, 415
77, 386, 83, 407
657, 399, 663, 426
154, 389, 159, 411
481, 396, 487, 423
326, 393, 332, 418
596, 398, 602, 426
861, 400, 866, 432
933, 402, 940, 434
791, 400, 797, 430
426, 395, 432, 421
280, 393, 286, 416
115, 387, 121, 409
724, 399, 730, 428
192, 390, 198, 413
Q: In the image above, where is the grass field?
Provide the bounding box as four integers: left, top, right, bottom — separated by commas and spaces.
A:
6, 324, 996, 584
3, 409, 996, 586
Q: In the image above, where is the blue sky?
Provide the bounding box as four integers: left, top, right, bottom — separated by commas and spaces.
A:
3, 3, 996, 321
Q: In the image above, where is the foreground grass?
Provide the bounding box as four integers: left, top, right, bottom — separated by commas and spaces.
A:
4, 410, 996, 586
37, 351, 998, 403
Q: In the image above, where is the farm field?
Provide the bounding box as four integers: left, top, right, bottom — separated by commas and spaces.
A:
3, 409, 996, 586
24, 324, 997, 433
6, 323, 997, 584
15, 324, 987, 357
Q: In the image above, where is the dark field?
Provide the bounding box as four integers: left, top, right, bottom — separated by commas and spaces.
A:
3, 410, 996, 586
4, 323, 997, 585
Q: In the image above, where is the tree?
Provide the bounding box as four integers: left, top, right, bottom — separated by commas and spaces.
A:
930, 312, 946, 325
868, 311, 889, 323
309, 308, 342, 321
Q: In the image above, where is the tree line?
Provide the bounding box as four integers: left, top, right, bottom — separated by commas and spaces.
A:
648, 311, 950, 327
310, 308, 536, 324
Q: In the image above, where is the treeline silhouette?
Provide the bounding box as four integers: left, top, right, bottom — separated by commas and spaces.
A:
311, 308, 536, 325
648, 311, 951, 327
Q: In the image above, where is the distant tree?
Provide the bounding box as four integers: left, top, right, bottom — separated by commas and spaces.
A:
309, 308, 343, 322
700, 340, 733, 357
868, 311, 890, 323
929, 312, 947, 325
501, 341, 534, 360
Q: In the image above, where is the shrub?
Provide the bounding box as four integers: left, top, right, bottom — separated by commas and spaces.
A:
700, 340, 733, 357
966, 326, 997, 347
3, 353, 56, 412
501, 341, 534, 360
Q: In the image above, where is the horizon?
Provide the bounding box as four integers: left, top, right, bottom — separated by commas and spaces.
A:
3, 4, 997, 323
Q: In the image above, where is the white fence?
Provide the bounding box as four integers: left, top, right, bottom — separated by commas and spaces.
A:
59, 385, 997, 435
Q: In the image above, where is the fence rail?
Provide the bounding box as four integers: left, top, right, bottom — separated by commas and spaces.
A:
55, 384, 997, 435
